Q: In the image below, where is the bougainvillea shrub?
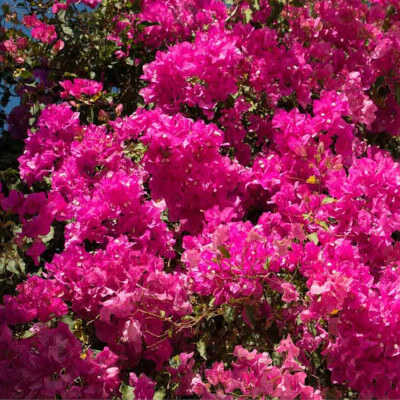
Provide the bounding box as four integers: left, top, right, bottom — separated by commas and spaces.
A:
2, 0, 400, 398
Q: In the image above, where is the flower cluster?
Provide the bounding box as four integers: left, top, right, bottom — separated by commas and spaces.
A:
60, 79, 103, 99
23, 15, 57, 44
0, 187, 67, 264
141, 27, 240, 117
108, 0, 227, 54
113, 109, 248, 233
4, 0, 400, 398
0, 323, 120, 399
167, 337, 322, 399
44, 237, 191, 368
19, 104, 81, 185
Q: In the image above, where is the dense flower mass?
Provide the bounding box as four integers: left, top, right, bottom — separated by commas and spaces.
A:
3, 0, 400, 398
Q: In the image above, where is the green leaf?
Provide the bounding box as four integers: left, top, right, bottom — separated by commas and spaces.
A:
307, 232, 319, 245
5, 259, 18, 274
30, 102, 40, 116
244, 8, 253, 24
137, 20, 160, 31
88, 106, 94, 123
21, 70, 33, 79
0, 243, 26, 275
169, 355, 181, 369
222, 304, 235, 323
119, 382, 134, 400
62, 26, 73, 36
63, 72, 78, 78
57, 9, 66, 23
264, 257, 271, 270
61, 315, 75, 329
197, 339, 207, 360
154, 388, 165, 400
271, 350, 282, 365
21, 329, 36, 339
218, 245, 231, 259
316, 220, 329, 231
322, 196, 337, 205
40, 226, 54, 244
